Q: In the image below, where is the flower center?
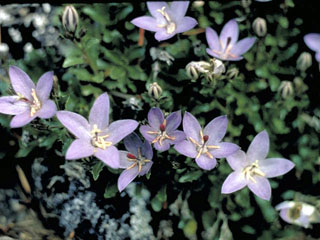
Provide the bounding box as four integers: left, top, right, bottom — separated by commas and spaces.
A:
90, 124, 112, 150
156, 6, 176, 34
211, 37, 238, 59
189, 129, 220, 159
30, 89, 41, 116
288, 203, 302, 220
126, 148, 151, 172
242, 160, 265, 183
147, 119, 176, 146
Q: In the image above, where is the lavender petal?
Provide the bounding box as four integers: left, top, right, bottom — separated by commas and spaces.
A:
139, 162, 153, 176
131, 16, 160, 32
37, 100, 57, 119
35, 71, 53, 102
124, 132, 143, 156
119, 151, 132, 169
304, 33, 320, 52
221, 171, 247, 194
147, 2, 169, 18
155, 30, 174, 41
170, 1, 189, 21
230, 37, 256, 57
140, 125, 157, 142
206, 27, 221, 52
166, 110, 182, 132
219, 19, 239, 50
204, 115, 228, 144
226, 150, 248, 171
65, 139, 94, 160
174, 140, 197, 158
211, 142, 240, 159
206, 48, 225, 60
89, 93, 110, 130
10, 110, 36, 128
107, 120, 139, 145
56, 111, 91, 140
118, 168, 139, 192
316, 52, 320, 62
0, 96, 28, 115
183, 111, 201, 143
148, 107, 164, 130
247, 130, 270, 163
168, 130, 186, 144
175, 17, 198, 34
95, 146, 120, 169
142, 141, 153, 159
259, 158, 295, 178
247, 176, 271, 200
154, 140, 170, 152
9, 66, 35, 100
195, 155, 217, 170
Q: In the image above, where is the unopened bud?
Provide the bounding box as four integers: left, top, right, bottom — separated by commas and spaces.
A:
62, 5, 79, 34
279, 81, 294, 99
210, 58, 226, 77
186, 62, 200, 80
148, 82, 162, 99
297, 52, 312, 72
241, 0, 252, 8
252, 17, 267, 37
226, 67, 239, 79
293, 77, 307, 94
192, 1, 205, 8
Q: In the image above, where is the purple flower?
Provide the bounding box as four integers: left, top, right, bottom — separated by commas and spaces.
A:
56, 93, 138, 169
221, 130, 295, 200
174, 112, 240, 171
140, 107, 185, 152
206, 19, 256, 61
304, 33, 320, 62
131, 1, 198, 41
118, 133, 153, 192
276, 201, 320, 228
0, 66, 57, 128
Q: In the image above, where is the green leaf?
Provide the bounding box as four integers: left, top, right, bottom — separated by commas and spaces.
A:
178, 170, 202, 183
151, 185, 167, 212
104, 184, 118, 199
63, 56, 85, 68
91, 161, 104, 181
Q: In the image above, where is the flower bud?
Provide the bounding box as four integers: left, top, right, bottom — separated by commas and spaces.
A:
210, 58, 226, 77
252, 17, 267, 37
293, 77, 307, 94
62, 5, 79, 34
186, 62, 200, 80
279, 81, 294, 99
297, 52, 312, 72
241, 0, 252, 8
276, 201, 320, 228
148, 82, 163, 99
226, 67, 239, 79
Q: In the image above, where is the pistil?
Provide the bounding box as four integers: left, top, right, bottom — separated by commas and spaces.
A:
126, 148, 151, 172
147, 119, 176, 146
189, 130, 220, 159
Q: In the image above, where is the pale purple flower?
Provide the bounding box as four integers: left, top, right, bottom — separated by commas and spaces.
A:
221, 130, 295, 200
206, 19, 256, 61
140, 107, 185, 152
56, 93, 138, 169
0, 66, 57, 128
276, 201, 320, 228
304, 33, 320, 62
118, 133, 153, 192
174, 112, 240, 171
131, 1, 198, 41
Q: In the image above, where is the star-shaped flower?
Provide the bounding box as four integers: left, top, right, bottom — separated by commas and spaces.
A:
0, 66, 57, 128
206, 19, 256, 61
221, 130, 295, 200
304, 33, 320, 62
174, 112, 240, 170
140, 107, 185, 152
276, 201, 320, 228
56, 93, 138, 169
118, 133, 153, 192
131, 1, 198, 41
